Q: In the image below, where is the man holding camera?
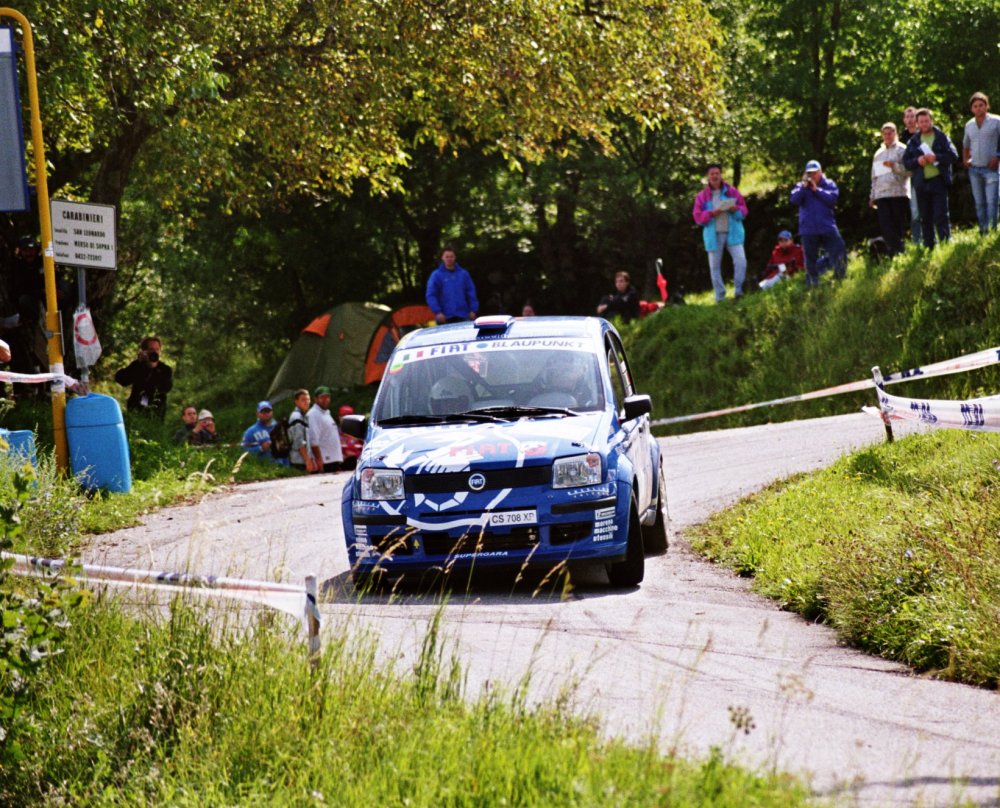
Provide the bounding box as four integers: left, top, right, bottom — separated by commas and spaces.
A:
789, 160, 847, 287
114, 336, 173, 419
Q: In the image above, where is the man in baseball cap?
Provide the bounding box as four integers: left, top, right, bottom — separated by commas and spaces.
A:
790, 159, 847, 287
308, 386, 344, 472
242, 401, 276, 458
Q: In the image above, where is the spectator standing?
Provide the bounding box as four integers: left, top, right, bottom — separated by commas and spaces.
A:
962, 92, 1000, 234
426, 245, 478, 324
288, 388, 315, 473
242, 400, 275, 457
899, 106, 923, 245
114, 336, 173, 418
691, 164, 749, 302
790, 160, 847, 286
596, 271, 641, 322
172, 405, 198, 443
869, 123, 912, 257
521, 302, 536, 317
190, 409, 219, 445
307, 386, 343, 473
903, 109, 959, 249
759, 230, 804, 289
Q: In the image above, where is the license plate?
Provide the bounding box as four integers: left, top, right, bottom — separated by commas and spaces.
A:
487, 509, 537, 526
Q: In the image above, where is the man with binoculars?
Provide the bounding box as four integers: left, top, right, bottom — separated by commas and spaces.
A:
115, 335, 174, 419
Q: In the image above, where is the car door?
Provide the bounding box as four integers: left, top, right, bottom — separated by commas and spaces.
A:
605, 332, 653, 509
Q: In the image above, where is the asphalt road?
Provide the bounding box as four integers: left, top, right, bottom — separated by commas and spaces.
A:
85, 413, 1000, 806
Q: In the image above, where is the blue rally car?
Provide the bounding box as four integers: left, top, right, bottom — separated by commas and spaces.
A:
340, 315, 669, 589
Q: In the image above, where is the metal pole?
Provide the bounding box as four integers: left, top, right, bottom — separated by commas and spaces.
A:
871, 366, 894, 444
0, 8, 68, 471
305, 575, 321, 670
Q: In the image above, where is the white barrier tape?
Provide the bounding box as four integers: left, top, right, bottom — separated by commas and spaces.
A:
4, 552, 322, 626
0, 369, 80, 387
651, 346, 1000, 427
864, 390, 1000, 433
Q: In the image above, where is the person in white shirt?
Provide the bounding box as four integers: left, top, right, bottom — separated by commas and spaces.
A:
869, 122, 911, 257
962, 91, 1000, 234
308, 386, 344, 473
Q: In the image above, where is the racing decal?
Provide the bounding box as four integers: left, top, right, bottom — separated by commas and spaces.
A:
388, 338, 591, 372
593, 511, 617, 542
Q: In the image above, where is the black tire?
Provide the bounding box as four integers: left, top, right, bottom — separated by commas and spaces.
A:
606, 494, 645, 587
641, 465, 670, 556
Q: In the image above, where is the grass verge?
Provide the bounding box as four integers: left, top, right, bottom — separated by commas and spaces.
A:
689, 429, 1000, 688
1, 596, 811, 806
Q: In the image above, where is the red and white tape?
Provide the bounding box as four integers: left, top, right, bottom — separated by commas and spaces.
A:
4, 552, 321, 628
651, 346, 1000, 427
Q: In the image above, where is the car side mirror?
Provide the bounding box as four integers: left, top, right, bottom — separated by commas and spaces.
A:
340, 413, 368, 440
623, 394, 652, 421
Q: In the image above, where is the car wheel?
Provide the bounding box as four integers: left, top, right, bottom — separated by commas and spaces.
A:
606, 493, 645, 587
641, 464, 670, 555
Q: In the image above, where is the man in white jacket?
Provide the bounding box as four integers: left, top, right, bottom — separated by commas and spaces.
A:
308, 386, 344, 473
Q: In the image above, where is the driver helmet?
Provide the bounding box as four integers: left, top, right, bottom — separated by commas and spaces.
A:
429, 375, 471, 415
545, 352, 589, 391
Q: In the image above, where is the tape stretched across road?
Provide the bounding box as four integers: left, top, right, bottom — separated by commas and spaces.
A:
650, 346, 1000, 427
4, 552, 321, 628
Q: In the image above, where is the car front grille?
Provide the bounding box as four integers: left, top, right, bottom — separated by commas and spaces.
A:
420, 527, 540, 556
405, 465, 551, 494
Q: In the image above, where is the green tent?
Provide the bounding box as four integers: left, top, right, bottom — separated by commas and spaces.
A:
267, 302, 391, 403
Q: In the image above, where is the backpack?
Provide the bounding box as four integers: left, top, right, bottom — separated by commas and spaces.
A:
269, 417, 291, 460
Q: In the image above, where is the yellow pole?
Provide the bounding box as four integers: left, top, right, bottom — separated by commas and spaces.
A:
0, 8, 68, 472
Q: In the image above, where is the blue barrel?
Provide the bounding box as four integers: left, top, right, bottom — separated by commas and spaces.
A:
66, 394, 132, 493
0, 428, 37, 469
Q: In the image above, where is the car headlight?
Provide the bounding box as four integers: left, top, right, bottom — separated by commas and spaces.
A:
552, 453, 602, 488
360, 468, 405, 500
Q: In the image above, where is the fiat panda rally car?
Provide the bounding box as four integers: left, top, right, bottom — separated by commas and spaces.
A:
340, 315, 668, 588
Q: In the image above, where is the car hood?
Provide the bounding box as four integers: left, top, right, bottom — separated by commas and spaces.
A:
362, 412, 608, 473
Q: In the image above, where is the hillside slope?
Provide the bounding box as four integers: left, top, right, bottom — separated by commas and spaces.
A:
628, 230, 1000, 433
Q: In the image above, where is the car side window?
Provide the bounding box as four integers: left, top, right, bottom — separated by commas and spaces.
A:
605, 341, 627, 417
608, 334, 635, 397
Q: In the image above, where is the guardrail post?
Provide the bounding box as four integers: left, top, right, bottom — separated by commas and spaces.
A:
305, 574, 321, 670
871, 366, 894, 444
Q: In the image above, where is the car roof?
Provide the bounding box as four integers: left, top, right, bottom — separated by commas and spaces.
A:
399, 315, 610, 350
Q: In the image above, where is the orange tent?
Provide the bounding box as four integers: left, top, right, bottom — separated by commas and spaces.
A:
364, 304, 434, 384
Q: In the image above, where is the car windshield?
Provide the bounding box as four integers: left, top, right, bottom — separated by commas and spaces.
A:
373, 345, 605, 422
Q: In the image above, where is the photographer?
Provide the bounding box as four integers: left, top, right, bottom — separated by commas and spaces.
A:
114, 336, 173, 419
789, 160, 847, 287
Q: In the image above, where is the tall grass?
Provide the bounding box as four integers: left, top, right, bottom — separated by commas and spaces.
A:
629, 230, 1000, 432
0, 596, 810, 806
690, 429, 1000, 688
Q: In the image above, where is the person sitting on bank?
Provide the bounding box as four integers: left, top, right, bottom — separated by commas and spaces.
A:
759, 230, 805, 289
242, 400, 276, 457
596, 271, 640, 323
190, 409, 219, 446
172, 404, 198, 443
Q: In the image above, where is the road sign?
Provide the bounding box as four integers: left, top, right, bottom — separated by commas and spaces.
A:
50, 200, 117, 269
0, 26, 30, 212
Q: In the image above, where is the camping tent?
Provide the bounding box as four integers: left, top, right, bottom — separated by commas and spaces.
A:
267, 302, 434, 402
364, 303, 435, 384
267, 302, 390, 403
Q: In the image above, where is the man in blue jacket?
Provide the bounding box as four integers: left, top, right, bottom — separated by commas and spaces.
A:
790, 160, 847, 287
903, 108, 959, 249
425, 245, 479, 324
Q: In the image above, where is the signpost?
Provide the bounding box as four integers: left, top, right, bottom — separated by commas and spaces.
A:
0, 8, 69, 471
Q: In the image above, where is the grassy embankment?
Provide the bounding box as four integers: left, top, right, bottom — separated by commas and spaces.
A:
626, 231, 1000, 688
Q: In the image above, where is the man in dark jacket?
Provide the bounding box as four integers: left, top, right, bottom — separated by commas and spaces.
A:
596, 271, 641, 322
903, 108, 960, 249
789, 160, 847, 287
425, 245, 478, 324
114, 336, 173, 419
